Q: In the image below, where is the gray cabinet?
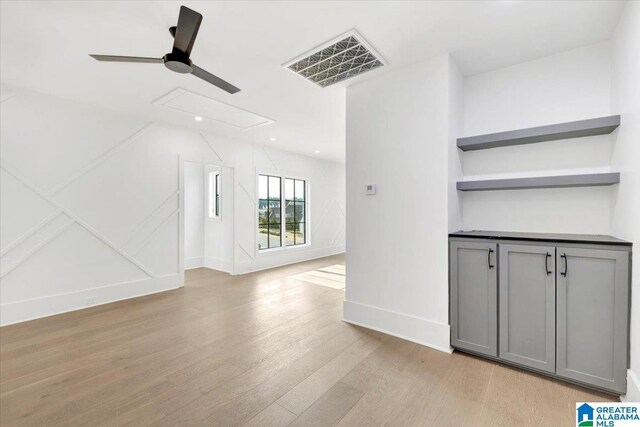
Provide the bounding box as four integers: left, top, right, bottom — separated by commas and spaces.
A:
556, 247, 629, 393
449, 232, 631, 394
449, 241, 497, 357
499, 244, 555, 373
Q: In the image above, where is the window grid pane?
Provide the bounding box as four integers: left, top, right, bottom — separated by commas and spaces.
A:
215, 173, 220, 216
294, 202, 305, 223
269, 223, 281, 248
294, 222, 305, 245
269, 176, 281, 199
285, 178, 294, 201
286, 179, 305, 247
258, 175, 268, 200
268, 201, 281, 225
259, 174, 283, 249
285, 202, 294, 225
295, 179, 305, 201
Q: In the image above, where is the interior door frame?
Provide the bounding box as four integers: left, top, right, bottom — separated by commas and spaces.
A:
179, 156, 236, 280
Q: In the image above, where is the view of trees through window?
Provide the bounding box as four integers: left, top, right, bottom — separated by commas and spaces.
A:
258, 175, 281, 249
258, 175, 306, 250
285, 178, 305, 246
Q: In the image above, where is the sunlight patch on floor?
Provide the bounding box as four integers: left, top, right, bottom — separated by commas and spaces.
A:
290, 264, 345, 289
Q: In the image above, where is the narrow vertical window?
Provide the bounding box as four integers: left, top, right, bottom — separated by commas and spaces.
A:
285, 178, 306, 246
215, 173, 220, 217
258, 174, 281, 249
208, 170, 221, 219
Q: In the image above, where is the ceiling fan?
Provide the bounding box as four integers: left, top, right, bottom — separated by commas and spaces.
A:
90, 6, 240, 94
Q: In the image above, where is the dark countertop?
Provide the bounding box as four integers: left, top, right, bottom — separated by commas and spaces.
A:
449, 230, 632, 246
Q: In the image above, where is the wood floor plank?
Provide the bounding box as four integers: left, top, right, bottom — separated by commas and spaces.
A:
156, 323, 368, 425
276, 334, 380, 415
101, 400, 165, 427
289, 381, 364, 426
243, 402, 297, 427
1, 277, 338, 395
0, 253, 616, 426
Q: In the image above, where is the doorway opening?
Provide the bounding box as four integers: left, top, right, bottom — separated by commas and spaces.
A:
182, 160, 234, 274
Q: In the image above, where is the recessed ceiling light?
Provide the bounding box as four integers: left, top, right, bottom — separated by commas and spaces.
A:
270, 137, 276, 141
194, 115, 203, 121
314, 150, 320, 154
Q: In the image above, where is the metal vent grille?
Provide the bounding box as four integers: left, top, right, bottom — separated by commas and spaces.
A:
284, 31, 385, 87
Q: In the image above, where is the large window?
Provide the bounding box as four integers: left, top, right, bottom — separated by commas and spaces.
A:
285, 178, 305, 246
258, 174, 306, 250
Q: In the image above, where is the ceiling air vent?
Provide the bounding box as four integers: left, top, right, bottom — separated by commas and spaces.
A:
284, 30, 385, 87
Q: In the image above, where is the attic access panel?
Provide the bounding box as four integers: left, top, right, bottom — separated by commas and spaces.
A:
153, 87, 274, 129
284, 30, 385, 87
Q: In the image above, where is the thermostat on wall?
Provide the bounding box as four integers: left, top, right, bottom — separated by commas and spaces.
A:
365, 184, 376, 195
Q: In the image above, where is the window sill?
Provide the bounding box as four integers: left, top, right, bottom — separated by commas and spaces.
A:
258, 243, 311, 255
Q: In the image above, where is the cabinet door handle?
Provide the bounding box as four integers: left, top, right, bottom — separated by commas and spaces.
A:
561, 253, 568, 277
545, 252, 552, 275
488, 248, 494, 270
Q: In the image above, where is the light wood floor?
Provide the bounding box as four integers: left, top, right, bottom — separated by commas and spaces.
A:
0, 254, 614, 426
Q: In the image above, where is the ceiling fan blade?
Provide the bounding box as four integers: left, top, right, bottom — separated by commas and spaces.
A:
191, 65, 241, 94
90, 54, 163, 64
172, 6, 202, 57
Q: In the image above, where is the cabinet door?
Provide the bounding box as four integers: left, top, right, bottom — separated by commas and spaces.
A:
556, 247, 629, 393
499, 244, 555, 372
450, 241, 497, 357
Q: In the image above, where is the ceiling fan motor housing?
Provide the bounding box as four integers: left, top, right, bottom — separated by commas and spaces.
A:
163, 52, 193, 73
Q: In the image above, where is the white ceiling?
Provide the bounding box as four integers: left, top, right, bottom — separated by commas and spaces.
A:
0, 1, 626, 162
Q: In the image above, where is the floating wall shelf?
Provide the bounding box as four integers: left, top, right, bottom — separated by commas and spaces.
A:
457, 172, 620, 192
457, 115, 620, 152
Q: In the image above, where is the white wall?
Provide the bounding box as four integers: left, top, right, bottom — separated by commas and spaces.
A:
344, 54, 459, 352
184, 161, 204, 269
461, 42, 615, 234
0, 87, 345, 325
610, 0, 640, 402
448, 57, 464, 232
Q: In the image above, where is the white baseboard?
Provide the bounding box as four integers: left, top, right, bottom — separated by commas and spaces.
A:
0, 274, 183, 326
204, 256, 233, 273
622, 369, 640, 402
184, 256, 204, 270
0, 245, 344, 326
343, 300, 451, 353
235, 245, 345, 275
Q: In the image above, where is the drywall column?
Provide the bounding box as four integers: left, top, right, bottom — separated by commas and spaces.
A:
447, 57, 464, 232
610, 0, 640, 402
184, 161, 205, 269
344, 54, 457, 351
